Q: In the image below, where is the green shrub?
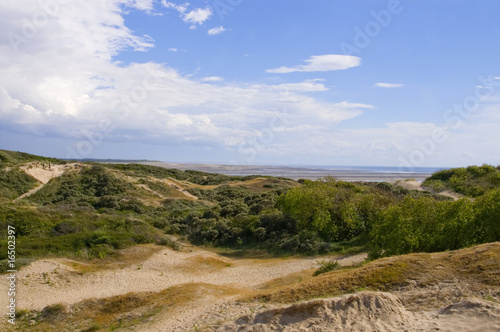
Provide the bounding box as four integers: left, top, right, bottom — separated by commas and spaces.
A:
423, 164, 500, 197
314, 260, 341, 276
0, 168, 38, 200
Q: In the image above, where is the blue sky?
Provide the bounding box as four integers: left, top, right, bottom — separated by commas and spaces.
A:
1, 0, 500, 168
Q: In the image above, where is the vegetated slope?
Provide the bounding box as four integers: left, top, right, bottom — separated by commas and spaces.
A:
0, 151, 301, 271
423, 164, 500, 197
2, 148, 500, 268
0, 149, 65, 166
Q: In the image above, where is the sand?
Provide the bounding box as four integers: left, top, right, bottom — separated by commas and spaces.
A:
1, 244, 499, 331
0, 245, 366, 330
216, 292, 500, 332
13, 163, 82, 201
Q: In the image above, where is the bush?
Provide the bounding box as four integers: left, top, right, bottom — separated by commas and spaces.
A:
472, 188, 500, 243
369, 196, 479, 259
313, 260, 341, 276
423, 164, 500, 197
0, 168, 38, 200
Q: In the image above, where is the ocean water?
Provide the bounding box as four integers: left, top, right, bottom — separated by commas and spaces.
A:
148, 162, 445, 181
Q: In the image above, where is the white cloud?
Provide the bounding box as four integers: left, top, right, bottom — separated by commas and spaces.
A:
251, 81, 329, 92
208, 26, 227, 36
0, 1, 370, 156
162, 2, 211, 27
161, 1, 188, 13
168, 48, 178, 52
182, 7, 212, 26
266, 55, 361, 74
128, 0, 155, 12
6, 1, 498, 167
374, 82, 405, 88
202, 76, 224, 82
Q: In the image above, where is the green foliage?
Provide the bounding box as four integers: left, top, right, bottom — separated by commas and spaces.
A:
472, 188, 500, 243
368, 191, 500, 259
0, 203, 159, 261
277, 178, 388, 242
105, 163, 259, 185
28, 165, 133, 208
313, 260, 341, 276
0, 168, 38, 200
423, 164, 500, 197
2, 148, 498, 263
0, 149, 65, 167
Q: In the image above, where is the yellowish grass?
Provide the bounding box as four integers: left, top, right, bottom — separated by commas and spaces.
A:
250, 242, 500, 304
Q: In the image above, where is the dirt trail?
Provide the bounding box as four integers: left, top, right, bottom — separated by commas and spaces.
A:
14, 163, 81, 202
395, 179, 463, 201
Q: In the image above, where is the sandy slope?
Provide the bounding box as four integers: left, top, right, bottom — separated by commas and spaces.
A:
14, 163, 81, 201
5, 247, 366, 311
395, 179, 463, 200
1, 243, 499, 331
216, 292, 500, 332
0, 245, 366, 330
20, 162, 80, 184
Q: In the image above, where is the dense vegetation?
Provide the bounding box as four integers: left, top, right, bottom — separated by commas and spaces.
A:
423, 164, 500, 197
0, 149, 65, 166
0, 149, 499, 272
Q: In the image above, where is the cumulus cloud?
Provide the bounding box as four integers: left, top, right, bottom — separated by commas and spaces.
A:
161, 1, 212, 28
266, 55, 361, 74
208, 26, 227, 35
0, 0, 370, 159
161, 1, 188, 13
374, 82, 405, 88
128, 0, 156, 12
182, 7, 212, 26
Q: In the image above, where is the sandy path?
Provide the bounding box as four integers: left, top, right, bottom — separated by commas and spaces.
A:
13, 163, 81, 201
0, 245, 366, 331
0, 246, 366, 313
395, 179, 463, 201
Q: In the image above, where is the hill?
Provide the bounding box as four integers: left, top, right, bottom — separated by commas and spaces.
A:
0, 149, 499, 331
423, 164, 500, 197
1, 243, 498, 331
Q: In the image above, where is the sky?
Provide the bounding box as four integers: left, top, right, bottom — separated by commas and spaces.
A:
1, 0, 500, 169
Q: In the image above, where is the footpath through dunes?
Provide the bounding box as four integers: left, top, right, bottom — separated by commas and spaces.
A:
0, 243, 366, 331
2, 243, 499, 331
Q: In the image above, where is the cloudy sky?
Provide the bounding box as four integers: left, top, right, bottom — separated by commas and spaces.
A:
1, 0, 499, 168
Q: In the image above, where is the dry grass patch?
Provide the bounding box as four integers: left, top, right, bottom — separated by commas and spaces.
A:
258, 268, 316, 291
59, 244, 164, 273
250, 243, 500, 305
186, 255, 233, 272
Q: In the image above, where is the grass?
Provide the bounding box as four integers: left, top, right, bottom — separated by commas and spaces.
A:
250, 242, 500, 305
313, 260, 341, 276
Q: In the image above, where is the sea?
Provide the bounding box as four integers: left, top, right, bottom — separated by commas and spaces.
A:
143, 162, 445, 182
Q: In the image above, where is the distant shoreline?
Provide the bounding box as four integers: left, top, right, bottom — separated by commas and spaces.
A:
125, 161, 440, 182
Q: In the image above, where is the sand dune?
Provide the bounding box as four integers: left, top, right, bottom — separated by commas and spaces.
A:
216, 292, 500, 332
1, 243, 499, 331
